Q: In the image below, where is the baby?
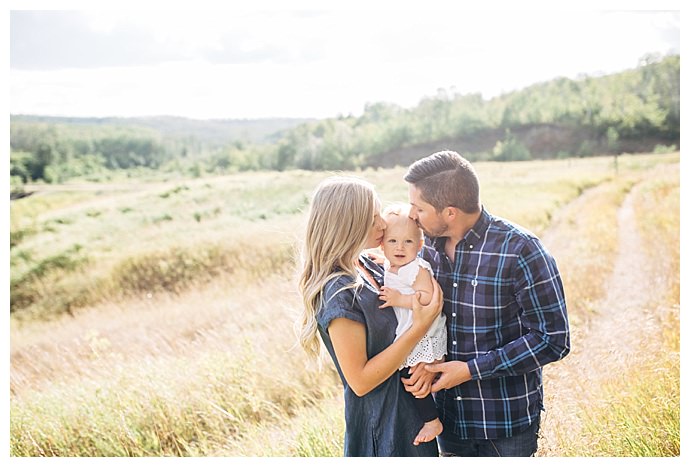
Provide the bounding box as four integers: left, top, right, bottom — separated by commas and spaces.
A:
379, 203, 447, 446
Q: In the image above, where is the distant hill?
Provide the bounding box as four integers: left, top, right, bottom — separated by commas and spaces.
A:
9, 54, 680, 183
9, 114, 315, 146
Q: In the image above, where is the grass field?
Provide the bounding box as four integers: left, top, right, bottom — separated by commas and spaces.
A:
9, 153, 680, 456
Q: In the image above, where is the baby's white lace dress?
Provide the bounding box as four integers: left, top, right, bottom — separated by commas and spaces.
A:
384, 257, 447, 370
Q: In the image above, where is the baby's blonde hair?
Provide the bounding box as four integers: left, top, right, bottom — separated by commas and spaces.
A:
382, 203, 421, 241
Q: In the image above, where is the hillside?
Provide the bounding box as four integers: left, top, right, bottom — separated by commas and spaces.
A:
371, 123, 675, 168
10, 54, 680, 184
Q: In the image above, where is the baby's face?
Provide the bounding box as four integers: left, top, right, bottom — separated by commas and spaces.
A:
382, 216, 421, 269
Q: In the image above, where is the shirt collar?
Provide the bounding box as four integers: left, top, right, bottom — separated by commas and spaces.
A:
428, 206, 492, 252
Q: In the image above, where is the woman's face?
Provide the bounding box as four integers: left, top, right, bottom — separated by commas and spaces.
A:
364, 209, 386, 250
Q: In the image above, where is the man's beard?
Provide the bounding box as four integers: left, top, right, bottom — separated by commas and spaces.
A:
416, 219, 449, 238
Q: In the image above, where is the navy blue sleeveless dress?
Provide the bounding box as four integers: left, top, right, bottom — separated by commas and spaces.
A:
316, 254, 439, 457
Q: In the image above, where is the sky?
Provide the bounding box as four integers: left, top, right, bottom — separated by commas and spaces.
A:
7, 1, 682, 120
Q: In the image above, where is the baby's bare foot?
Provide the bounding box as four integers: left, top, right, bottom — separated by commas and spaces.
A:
412, 418, 443, 445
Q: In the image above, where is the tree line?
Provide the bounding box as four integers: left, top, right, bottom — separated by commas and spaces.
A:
10, 53, 679, 187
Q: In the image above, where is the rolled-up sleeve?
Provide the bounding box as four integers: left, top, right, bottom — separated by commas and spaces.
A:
316, 275, 365, 332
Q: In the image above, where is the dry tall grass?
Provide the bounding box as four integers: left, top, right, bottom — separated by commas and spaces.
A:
572, 162, 680, 456
11, 274, 341, 455
538, 160, 680, 456
9, 153, 680, 456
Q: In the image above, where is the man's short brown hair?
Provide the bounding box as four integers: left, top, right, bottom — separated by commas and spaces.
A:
404, 150, 480, 214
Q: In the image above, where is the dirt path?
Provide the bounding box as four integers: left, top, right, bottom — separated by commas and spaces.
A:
538, 180, 660, 455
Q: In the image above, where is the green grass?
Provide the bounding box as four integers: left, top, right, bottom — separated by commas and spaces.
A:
10, 171, 319, 321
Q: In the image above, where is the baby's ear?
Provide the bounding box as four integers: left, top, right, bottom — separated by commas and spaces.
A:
418, 239, 424, 251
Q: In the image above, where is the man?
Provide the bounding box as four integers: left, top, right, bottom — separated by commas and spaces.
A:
401, 150, 570, 456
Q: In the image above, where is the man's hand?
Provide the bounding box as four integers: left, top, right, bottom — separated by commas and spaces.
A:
401, 362, 436, 398
425, 361, 472, 392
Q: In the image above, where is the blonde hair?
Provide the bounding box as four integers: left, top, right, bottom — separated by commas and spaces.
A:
298, 176, 379, 360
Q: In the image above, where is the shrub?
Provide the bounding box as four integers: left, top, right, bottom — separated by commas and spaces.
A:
111, 242, 293, 296
10, 245, 88, 312
491, 130, 531, 161
653, 144, 677, 154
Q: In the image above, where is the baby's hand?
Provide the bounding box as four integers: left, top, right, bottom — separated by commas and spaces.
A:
366, 251, 385, 265
379, 286, 404, 309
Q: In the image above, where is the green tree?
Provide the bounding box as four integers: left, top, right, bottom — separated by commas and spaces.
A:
492, 130, 531, 161
606, 127, 620, 154
10, 151, 34, 183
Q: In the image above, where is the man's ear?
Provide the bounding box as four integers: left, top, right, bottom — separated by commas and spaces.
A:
443, 206, 457, 220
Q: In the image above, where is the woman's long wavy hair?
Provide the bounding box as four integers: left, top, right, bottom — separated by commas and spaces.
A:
298, 176, 379, 360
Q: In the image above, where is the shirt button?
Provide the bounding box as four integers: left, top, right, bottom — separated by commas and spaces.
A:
453, 282, 458, 287
469, 244, 474, 249
452, 313, 456, 317
452, 341, 457, 346
471, 279, 478, 287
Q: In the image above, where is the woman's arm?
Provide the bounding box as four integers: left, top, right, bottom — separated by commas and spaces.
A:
329, 280, 443, 397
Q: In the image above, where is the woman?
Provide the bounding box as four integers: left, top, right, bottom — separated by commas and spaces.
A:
298, 176, 443, 456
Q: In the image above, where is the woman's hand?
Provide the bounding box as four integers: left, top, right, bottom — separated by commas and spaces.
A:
411, 279, 443, 332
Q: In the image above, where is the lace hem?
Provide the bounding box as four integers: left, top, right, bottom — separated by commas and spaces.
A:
400, 332, 448, 369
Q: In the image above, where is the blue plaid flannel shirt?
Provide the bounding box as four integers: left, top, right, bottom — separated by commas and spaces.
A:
422, 208, 570, 439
